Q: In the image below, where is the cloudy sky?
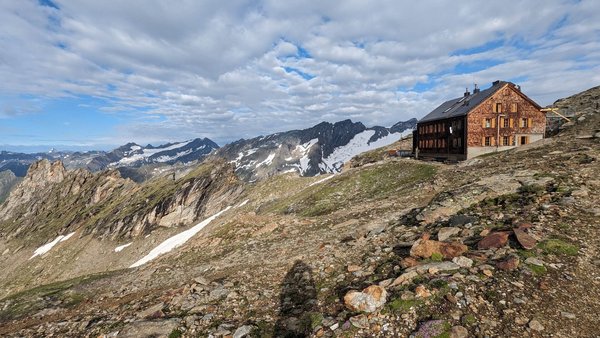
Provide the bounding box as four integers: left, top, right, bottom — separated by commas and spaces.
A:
1, 0, 599, 151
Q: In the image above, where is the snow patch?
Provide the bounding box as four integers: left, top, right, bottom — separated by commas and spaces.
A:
256, 152, 276, 167
321, 130, 410, 173
130, 207, 231, 268
309, 175, 335, 187
237, 199, 249, 207
114, 242, 132, 252
30, 232, 76, 259
115, 140, 194, 166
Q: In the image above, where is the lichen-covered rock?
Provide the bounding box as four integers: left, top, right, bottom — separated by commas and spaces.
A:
344, 285, 387, 313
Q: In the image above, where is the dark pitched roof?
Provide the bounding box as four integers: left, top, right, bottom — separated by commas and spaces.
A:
419, 81, 508, 123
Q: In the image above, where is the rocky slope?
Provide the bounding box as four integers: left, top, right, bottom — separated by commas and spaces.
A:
0, 89, 597, 338
0, 170, 19, 204
214, 118, 416, 181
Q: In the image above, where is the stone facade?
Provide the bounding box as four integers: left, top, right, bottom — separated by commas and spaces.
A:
465, 83, 545, 158
415, 82, 545, 161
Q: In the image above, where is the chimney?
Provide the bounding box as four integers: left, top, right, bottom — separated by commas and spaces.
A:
492, 80, 500, 86
473, 83, 480, 94
464, 87, 470, 97
516, 85, 521, 91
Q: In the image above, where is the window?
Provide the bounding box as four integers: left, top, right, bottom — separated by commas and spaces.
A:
484, 137, 491, 146
520, 136, 528, 145
521, 118, 529, 128
485, 118, 492, 128
510, 103, 518, 113
495, 103, 502, 113
503, 117, 510, 128
502, 136, 509, 146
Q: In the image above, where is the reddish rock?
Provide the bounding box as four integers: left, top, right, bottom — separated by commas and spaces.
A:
477, 232, 510, 250
514, 228, 536, 250
411, 239, 468, 259
439, 242, 468, 259
496, 256, 520, 271
400, 257, 419, 269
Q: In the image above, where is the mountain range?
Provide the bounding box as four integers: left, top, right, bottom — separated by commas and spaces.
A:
0, 119, 417, 182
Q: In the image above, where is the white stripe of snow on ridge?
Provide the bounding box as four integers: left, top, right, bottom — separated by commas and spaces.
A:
309, 174, 335, 187
237, 199, 249, 207
321, 130, 411, 173
114, 242, 132, 252
130, 207, 232, 268
256, 152, 276, 167
117, 140, 194, 165
30, 232, 76, 259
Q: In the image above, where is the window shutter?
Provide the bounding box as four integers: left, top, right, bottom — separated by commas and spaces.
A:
491, 137, 496, 146
528, 118, 532, 128
492, 118, 496, 128
509, 118, 514, 128
500, 117, 504, 127
482, 137, 485, 146
491, 103, 495, 113
482, 118, 486, 128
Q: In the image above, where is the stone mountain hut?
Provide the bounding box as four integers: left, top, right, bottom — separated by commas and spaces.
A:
413, 80, 546, 161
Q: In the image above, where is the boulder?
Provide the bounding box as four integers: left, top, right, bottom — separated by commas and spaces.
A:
437, 227, 461, 241
344, 285, 387, 313
496, 256, 520, 271
477, 232, 510, 250
514, 228, 536, 250
411, 238, 467, 259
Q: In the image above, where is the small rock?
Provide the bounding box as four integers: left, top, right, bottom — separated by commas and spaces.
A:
496, 256, 520, 271
437, 227, 461, 241
400, 257, 419, 269
391, 271, 418, 287
482, 269, 493, 277
347, 265, 362, 272
514, 228, 536, 250
478, 232, 510, 250
194, 276, 209, 285
415, 285, 431, 298
560, 312, 576, 319
515, 316, 529, 325
450, 325, 469, 338
525, 257, 545, 266
343, 285, 387, 313
349, 314, 369, 329
330, 323, 339, 331
528, 319, 544, 331
233, 325, 254, 338
452, 256, 473, 268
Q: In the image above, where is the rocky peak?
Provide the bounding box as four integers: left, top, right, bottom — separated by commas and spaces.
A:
24, 159, 67, 186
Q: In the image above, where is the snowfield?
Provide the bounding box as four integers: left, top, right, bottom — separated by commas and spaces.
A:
114, 242, 132, 253
30, 232, 76, 259
130, 207, 231, 268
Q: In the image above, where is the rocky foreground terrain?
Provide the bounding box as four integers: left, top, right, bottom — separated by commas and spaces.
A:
0, 88, 598, 337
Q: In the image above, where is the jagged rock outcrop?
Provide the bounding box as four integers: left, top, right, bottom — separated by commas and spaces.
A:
0, 159, 243, 241
0, 170, 19, 203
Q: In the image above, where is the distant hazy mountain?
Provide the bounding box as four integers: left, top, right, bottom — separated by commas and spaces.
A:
0, 138, 219, 177
214, 118, 417, 181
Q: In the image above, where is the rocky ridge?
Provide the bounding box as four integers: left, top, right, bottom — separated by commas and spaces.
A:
214, 118, 416, 181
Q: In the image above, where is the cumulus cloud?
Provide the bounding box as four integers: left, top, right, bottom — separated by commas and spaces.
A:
0, 0, 599, 146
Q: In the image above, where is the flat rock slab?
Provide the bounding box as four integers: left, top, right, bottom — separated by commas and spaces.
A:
478, 232, 510, 250
514, 228, 536, 250
118, 319, 179, 337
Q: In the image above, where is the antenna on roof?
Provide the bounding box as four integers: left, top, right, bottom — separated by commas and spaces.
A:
473, 83, 480, 94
